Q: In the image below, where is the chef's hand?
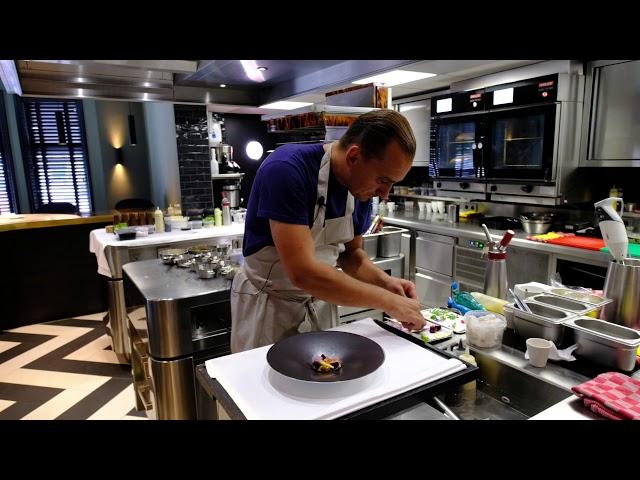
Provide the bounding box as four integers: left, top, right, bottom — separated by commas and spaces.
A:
387, 296, 426, 331
384, 277, 417, 299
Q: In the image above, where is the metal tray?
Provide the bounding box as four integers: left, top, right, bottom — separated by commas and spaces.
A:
563, 316, 640, 371
504, 302, 577, 344
527, 294, 599, 316
544, 288, 613, 308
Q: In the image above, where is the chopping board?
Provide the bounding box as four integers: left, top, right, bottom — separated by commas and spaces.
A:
546, 236, 606, 251
601, 243, 640, 258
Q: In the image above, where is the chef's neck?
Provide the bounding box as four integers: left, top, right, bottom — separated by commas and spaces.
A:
326, 141, 349, 188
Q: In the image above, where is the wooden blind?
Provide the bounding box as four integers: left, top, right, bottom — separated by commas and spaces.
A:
21, 98, 93, 214
0, 95, 18, 214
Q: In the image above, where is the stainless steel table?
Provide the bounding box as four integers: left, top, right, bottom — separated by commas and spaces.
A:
123, 259, 233, 419
91, 226, 244, 361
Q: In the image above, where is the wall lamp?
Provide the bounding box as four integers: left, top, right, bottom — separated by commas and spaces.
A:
128, 103, 137, 146
115, 147, 124, 165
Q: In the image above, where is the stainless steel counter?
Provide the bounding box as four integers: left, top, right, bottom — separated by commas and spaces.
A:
123, 260, 232, 302
382, 210, 610, 263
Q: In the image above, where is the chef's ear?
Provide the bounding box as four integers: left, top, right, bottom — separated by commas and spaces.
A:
345, 145, 361, 166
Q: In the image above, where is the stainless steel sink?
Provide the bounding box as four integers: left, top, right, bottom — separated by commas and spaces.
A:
387, 336, 578, 420
434, 347, 573, 419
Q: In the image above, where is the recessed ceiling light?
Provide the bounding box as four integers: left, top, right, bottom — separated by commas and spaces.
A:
352, 70, 437, 87
257, 66, 268, 71
259, 101, 313, 110
220, 84, 227, 88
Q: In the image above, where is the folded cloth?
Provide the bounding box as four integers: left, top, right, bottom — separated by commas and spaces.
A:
571, 372, 640, 420
525, 343, 577, 362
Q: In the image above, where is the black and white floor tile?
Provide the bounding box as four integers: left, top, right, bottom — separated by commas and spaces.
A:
0, 312, 146, 420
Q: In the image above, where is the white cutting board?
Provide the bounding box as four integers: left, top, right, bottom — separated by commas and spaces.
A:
205, 318, 466, 420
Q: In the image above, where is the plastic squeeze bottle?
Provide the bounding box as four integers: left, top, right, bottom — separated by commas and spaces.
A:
459, 347, 477, 394
154, 207, 165, 233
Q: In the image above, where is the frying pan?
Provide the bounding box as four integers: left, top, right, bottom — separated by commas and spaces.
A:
266, 331, 385, 383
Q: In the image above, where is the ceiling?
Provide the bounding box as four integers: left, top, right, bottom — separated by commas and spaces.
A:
8, 59, 543, 113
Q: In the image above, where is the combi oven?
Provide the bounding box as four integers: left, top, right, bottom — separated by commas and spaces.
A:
430, 90, 487, 198
483, 75, 559, 181
431, 73, 583, 204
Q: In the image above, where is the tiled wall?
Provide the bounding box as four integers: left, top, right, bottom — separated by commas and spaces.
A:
174, 105, 223, 212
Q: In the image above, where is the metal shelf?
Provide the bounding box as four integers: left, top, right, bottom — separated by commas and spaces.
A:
622, 211, 640, 219
212, 174, 244, 180
389, 193, 472, 203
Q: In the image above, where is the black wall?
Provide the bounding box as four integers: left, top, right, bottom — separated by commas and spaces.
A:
220, 113, 278, 207
0, 222, 111, 328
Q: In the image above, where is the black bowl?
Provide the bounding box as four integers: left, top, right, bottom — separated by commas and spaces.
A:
117, 228, 137, 240
266, 331, 385, 383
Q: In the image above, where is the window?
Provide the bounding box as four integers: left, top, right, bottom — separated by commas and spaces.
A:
20, 98, 93, 214
0, 95, 18, 214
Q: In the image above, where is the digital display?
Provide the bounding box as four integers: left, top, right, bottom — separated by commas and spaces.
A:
493, 88, 514, 106
436, 98, 453, 113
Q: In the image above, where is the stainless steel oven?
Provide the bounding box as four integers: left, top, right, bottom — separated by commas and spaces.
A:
430, 91, 487, 199
484, 73, 584, 205
430, 70, 584, 205
484, 75, 559, 181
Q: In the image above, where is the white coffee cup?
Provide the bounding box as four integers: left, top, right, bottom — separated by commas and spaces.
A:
436, 201, 446, 214
405, 201, 414, 210
526, 338, 552, 367
386, 202, 395, 213
418, 202, 426, 211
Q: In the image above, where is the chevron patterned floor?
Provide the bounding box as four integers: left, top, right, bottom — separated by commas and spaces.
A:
0, 312, 146, 420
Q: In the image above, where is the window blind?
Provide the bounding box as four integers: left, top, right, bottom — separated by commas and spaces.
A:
21, 99, 93, 214
0, 95, 18, 214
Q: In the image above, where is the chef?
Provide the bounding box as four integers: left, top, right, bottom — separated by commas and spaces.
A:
231, 109, 425, 352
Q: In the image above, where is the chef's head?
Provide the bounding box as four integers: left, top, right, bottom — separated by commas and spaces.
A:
338, 109, 416, 202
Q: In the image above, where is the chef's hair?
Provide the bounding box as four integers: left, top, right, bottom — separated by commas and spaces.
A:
339, 109, 416, 161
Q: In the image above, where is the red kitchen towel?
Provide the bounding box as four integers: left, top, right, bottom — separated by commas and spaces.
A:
572, 372, 640, 420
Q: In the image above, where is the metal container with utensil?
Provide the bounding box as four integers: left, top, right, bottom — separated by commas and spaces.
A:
600, 258, 640, 330
362, 232, 382, 260
564, 316, 640, 371
378, 226, 408, 257
504, 301, 576, 343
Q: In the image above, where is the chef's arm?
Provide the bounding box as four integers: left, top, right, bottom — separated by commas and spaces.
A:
338, 235, 417, 299
270, 220, 423, 329
337, 235, 395, 289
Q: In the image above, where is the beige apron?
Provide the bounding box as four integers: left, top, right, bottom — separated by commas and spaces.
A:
230, 143, 355, 352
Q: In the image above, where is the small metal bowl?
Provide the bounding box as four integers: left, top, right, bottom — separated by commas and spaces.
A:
520, 212, 554, 235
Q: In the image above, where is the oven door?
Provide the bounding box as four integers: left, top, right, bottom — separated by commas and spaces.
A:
484, 103, 558, 180
430, 113, 485, 180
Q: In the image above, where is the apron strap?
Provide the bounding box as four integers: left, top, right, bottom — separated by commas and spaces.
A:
311, 143, 332, 236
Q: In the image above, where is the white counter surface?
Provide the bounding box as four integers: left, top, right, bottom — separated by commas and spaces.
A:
529, 395, 602, 420
89, 224, 245, 277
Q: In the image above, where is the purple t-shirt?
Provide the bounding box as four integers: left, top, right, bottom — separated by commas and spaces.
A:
242, 143, 372, 257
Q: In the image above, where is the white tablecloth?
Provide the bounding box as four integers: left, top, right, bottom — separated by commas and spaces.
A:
89, 224, 245, 277
205, 318, 466, 420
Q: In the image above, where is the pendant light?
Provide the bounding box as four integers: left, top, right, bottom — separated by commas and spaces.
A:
128, 103, 137, 146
